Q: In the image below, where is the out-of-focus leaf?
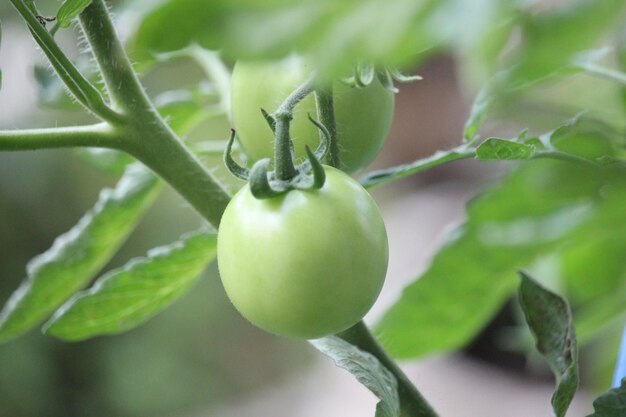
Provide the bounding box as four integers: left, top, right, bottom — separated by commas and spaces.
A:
44, 230, 217, 341
475, 138, 535, 160
76, 149, 135, 176
463, 83, 496, 140
375, 151, 626, 358
586, 378, 626, 417
575, 288, 626, 345
617, 24, 626, 110
446, 0, 517, 82
57, 0, 92, 28
519, 272, 578, 417
0, 164, 161, 343
508, 0, 626, 87
154, 84, 224, 135
133, 0, 464, 77
311, 336, 400, 417
33, 65, 79, 110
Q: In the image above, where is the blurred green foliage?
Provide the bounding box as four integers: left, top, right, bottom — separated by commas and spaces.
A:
0, 0, 625, 415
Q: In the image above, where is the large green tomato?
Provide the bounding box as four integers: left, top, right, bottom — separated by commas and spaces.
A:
231, 57, 395, 173
217, 167, 388, 339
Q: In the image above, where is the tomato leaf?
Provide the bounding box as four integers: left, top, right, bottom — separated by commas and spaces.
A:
57, 0, 93, 29
475, 138, 536, 160
310, 336, 400, 417
587, 379, 626, 417
507, 0, 626, 87
375, 155, 626, 358
0, 164, 161, 343
43, 230, 216, 341
519, 271, 579, 417
132, 0, 446, 77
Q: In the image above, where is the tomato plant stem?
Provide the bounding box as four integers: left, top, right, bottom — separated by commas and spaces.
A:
9, 0, 122, 124
0, 124, 120, 151
273, 76, 316, 181
337, 321, 439, 417
314, 86, 341, 169
75, 0, 232, 228
78, 0, 154, 115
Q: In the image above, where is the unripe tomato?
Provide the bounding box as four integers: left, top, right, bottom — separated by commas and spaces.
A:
231, 57, 395, 173
217, 166, 388, 339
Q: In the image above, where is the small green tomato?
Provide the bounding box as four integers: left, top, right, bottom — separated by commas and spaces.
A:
217, 166, 388, 339
231, 57, 395, 173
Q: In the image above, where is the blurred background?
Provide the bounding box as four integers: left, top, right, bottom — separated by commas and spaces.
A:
0, 1, 625, 416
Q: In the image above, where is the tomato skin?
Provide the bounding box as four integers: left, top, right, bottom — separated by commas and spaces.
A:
231, 58, 395, 173
217, 167, 388, 339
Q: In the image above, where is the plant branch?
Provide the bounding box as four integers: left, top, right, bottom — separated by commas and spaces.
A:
0, 124, 121, 151
532, 150, 601, 168
315, 85, 340, 169
361, 144, 475, 189
337, 321, 438, 417
78, 0, 153, 113
76, 0, 232, 228
9, 0, 122, 124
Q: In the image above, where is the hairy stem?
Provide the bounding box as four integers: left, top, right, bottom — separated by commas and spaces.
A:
77, 0, 232, 227
273, 77, 316, 181
0, 124, 120, 151
314, 86, 340, 169
120, 126, 231, 228
9, 0, 122, 123
337, 321, 438, 417
78, 0, 153, 113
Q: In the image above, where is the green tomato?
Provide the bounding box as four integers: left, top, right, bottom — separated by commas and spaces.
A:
231, 57, 395, 173
217, 166, 388, 339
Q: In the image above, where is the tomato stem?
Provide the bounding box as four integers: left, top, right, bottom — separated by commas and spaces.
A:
9, 0, 123, 124
337, 321, 439, 417
314, 86, 341, 169
273, 76, 316, 181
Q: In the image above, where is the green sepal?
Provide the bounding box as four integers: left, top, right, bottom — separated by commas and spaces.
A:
223, 129, 250, 181
249, 158, 280, 199
355, 62, 375, 87
305, 145, 325, 189
260, 108, 276, 133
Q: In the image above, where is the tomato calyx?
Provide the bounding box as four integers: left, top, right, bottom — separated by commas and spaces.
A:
341, 62, 422, 93
224, 112, 331, 199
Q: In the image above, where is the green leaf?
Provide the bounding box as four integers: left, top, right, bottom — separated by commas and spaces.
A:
375, 157, 626, 359
587, 379, 626, 417
0, 164, 161, 343
76, 149, 135, 176
57, 0, 93, 28
475, 138, 536, 160
463, 83, 495, 140
43, 230, 217, 341
310, 336, 400, 417
508, 0, 626, 86
519, 271, 578, 417
154, 85, 224, 135
134, 0, 448, 77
